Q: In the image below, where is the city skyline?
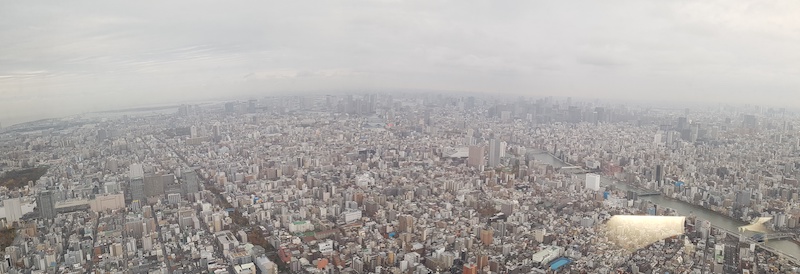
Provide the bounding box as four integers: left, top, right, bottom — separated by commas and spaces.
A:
4, 1, 800, 126
5, 1, 800, 270
2, 95, 800, 273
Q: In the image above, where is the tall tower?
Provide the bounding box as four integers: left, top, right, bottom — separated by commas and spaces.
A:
37, 190, 56, 220
488, 139, 502, 168
655, 164, 664, 184
212, 122, 221, 141
677, 117, 688, 131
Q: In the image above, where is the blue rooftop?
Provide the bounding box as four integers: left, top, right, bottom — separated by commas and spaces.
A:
550, 257, 572, 271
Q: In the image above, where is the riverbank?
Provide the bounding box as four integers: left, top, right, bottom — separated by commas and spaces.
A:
530, 151, 800, 263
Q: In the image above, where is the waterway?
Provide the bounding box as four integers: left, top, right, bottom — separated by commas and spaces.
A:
531, 152, 800, 260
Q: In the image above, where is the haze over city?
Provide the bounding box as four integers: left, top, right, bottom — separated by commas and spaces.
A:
3, 1, 800, 126
4, 2, 800, 274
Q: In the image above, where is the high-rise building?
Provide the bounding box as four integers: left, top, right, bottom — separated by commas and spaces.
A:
178, 104, 189, 116
183, 169, 200, 196
595, 107, 606, 124
398, 215, 414, 233
129, 178, 145, 203
352, 257, 364, 273
2, 197, 22, 225
585, 173, 601, 191
568, 106, 581, 123
212, 122, 221, 140
480, 228, 494, 246
690, 123, 699, 143
144, 174, 171, 199
488, 139, 502, 168
723, 243, 740, 273
677, 117, 688, 131
735, 190, 751, 207
248, 99, 257, 113
463, 263, 478, 274
655, 165, 663, 183
492, 221, 507, 239
468, 146, 485, 168
190, 125, 198, 138
364, 200, 379, 217
743, 114, 757, 129
478, 255, 489, 271
665, 131, 674, 146
225, 102, 236, 113
465, 96, 476, 110
129, 164, 144, 180
212, 213, 223, 232
37, 190, 56, 220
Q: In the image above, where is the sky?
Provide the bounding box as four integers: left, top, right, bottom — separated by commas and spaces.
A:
2, 0, 800, 125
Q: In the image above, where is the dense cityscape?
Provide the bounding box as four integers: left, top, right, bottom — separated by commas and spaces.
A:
1, 94, 799, 274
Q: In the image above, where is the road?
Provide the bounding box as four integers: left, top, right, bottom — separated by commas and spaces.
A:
142, 136, 173, 274
83, 212, 101, 272
151, 135, 231, 269
153, 212, 173, 274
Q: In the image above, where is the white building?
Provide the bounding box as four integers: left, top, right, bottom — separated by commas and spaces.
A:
2, 198, 22, 226
355, 173, 375, 188
129, 164, 144, 179
489, 139, 502, 168
340, 209, 362, 224
319, 239, 334, 255
288, 221, 314, 233
531, 246, 563, 266
255, 256, 278, 274
585, 173, 601, 191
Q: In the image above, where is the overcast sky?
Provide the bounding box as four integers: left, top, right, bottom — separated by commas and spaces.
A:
2, 1, 800, 125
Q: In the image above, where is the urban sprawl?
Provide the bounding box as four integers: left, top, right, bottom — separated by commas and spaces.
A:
0, 94, 799, 274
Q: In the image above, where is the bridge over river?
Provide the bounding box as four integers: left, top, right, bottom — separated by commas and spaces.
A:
636, 191, 661, 197
752, 233, 796, 242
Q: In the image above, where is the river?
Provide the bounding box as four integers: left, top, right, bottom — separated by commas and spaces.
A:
531, 152, 800, 260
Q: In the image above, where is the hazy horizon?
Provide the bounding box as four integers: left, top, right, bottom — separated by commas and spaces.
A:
3, 1, 800, 126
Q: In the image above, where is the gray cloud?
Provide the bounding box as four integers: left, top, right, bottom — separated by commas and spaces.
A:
2, 0, 800, 125
577, 54, 628, 68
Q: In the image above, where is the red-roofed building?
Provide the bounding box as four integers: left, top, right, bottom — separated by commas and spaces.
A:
317, 258, 329, 269
278, 248, 292, 263
463, 263, 478, 274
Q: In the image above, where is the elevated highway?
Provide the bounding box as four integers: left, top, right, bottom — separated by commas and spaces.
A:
752, 233, 796, 242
